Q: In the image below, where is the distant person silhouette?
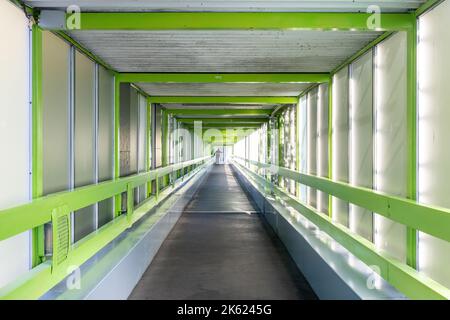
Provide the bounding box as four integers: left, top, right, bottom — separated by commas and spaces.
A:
215, 148, 223, 164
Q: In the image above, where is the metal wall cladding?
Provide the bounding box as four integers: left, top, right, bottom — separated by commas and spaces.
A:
74, 50, 96, 242
331, 66, 350, 227
97, 66, 115, 227
298, 95, 308, 203
68, 30, 382, 73
42, 31, 70, 195
317, 83, 329, 214
349, 50, 373, 242
307, 87, 318, 208
373, 32, 407, 263
418, 0, 450, 288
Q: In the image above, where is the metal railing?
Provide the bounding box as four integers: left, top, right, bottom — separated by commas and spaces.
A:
0, 156, 212, 299
232, 156, 450, 300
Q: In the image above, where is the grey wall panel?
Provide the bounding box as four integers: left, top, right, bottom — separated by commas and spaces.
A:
138, 94, 147, 202
42, 31, 70, 195
332, 67, 350, 227
97, 66, 114, 227
374, 32, 407, 262
349, 50, 373, 242
154, 105, 163, 168
74, 51, 96, 242
307, 88, 318, 208
317, 83, 329, 214
299, 95, 308, 203
417, 0, 450, 288
129, 88, 139, 175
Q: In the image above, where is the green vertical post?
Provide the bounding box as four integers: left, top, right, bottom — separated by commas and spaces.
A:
146, 98, 152, 197
114, 77, 121, 217
31, 24, 45, 267
328, 78, 333, 219
406, 17, 417, 269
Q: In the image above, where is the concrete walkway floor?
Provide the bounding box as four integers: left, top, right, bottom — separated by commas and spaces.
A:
129, 164, 317, 300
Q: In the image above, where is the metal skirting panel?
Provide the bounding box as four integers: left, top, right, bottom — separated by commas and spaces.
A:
41, 165, 211, 300
231, 163, 405, 300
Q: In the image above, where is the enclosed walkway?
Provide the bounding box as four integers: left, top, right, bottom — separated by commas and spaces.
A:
129, 165, 316, 300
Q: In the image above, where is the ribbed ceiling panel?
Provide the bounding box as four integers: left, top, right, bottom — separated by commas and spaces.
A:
68, 30, 382, 73
136, 82, 312, 96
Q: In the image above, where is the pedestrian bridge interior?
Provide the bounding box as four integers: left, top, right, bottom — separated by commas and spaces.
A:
0, 0, 450, 300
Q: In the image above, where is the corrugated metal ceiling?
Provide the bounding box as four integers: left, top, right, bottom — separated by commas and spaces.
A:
26, 1, 426, 12
136, 82, 312, 96
68, 30, 382, 73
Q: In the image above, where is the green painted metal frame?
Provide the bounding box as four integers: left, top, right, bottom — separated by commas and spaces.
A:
114, 77, 121, 217
167, 109, 272, 116
67, 12, 414, 31
31, 24, 45, 267
176, 118, 267, 124
415, 0, 444, 17
232, 157, 450, 299
149, 96, 298, 104
0, 156, 212, 299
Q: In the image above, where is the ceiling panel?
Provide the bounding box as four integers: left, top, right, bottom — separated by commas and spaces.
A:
137, 82, 312, 96
162, 104, 275, 109
68, 30, 382, 73
26, 1, 426, 12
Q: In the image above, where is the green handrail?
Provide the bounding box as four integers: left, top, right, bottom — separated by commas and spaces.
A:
233, 156, 450, 243
0, 156, 212, 299
232, 157, 450, 299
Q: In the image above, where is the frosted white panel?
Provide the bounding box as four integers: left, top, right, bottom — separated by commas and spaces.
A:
42, 32, 70, 195
74, 51, 96, 242
97, 66, 114, 227
307, 88, 318, 208
349, 50, 373, 241
374, 32, 407, 262
299, 95, 308, 203
0, 0, 30, 287
418, 0, 450, 288
317, 83, 329, 214
129, 88, 138, 175
331, 67, 350, 227
137, 94, 147, 203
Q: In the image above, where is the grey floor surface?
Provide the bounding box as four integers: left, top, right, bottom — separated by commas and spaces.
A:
129, 164, 317, 300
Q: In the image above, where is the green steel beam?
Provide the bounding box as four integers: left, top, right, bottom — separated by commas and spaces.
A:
68, 12, 414, 31
31, 24, 45, 267
233, 159, 450, 300
117, 73, 329, 84
185, 123, 261, 129
176, 118, 267, 124
415, 0, 443, 16
168, 109, 272, 116
149, 96, 298, 104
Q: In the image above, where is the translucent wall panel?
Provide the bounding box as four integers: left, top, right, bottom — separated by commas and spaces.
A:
154, 105, 162, 168
417, 0, 450, 288
97, 66, 114, 227
331, 67, 350, 227
42, 32, 70, 195
349, 50, 373, 241
307, 88, 318, 208
299, 95, 308, 203
74, 51, 96, 242
374, 32, 407, 262
42, 31, 70, 253
137, 94, 147, 203
317, 84, 329, 214
129, 88, 139, 175
0, 0, 30, 287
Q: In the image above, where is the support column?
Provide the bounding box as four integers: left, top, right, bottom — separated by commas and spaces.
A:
31, 24, 44, 267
